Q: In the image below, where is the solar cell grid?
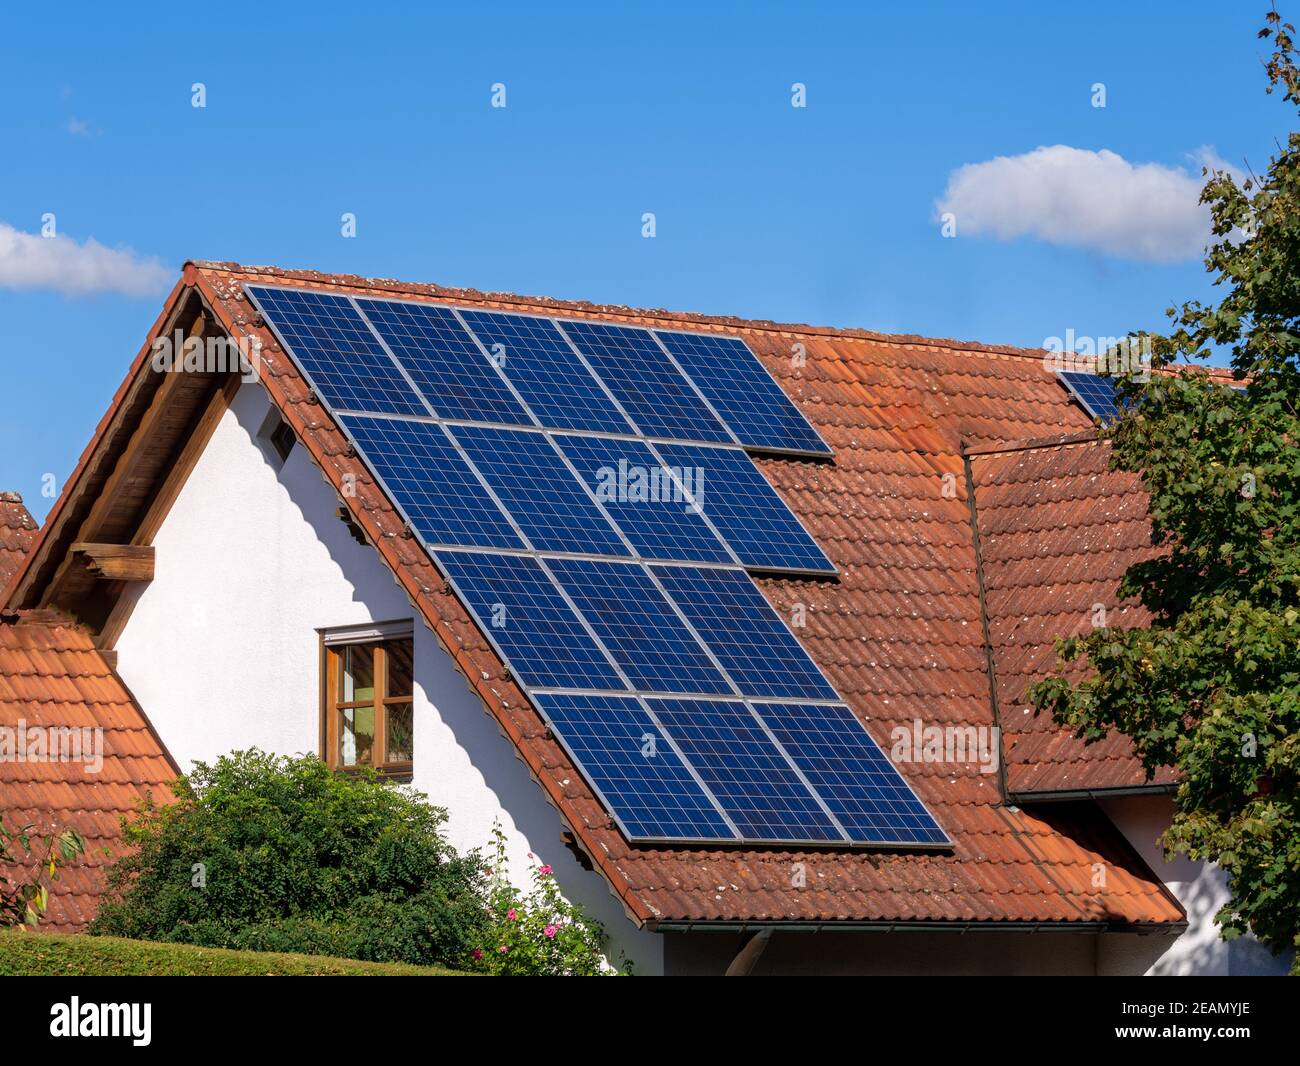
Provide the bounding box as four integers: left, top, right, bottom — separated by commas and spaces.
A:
248, 287, 426, 416
653, 565, 838, 701
448, 424, 629, 557
1058, 371, 1120, 423
753, 702, 949, 845
433, 551, 624, 691
556, 434, 734, 564
557, 319, 734, 443
648, 698, 841, 841
654, 443, 834, 574
534, 693, 736, 841
337, 415, 523, 550
546, 558, 732, 696
655, 330, 830, 455
459, 310, 634, 433
356, 298, 532, 425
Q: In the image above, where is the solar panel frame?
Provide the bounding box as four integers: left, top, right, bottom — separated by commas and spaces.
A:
245, 286, 429, 417
555, 319, 738, 444
458, 309, 637, 434
354, 297, 535, 426
447, 424, 631, 557
654, 442, 836, 575
533, 693, 739, 842
751, 701, 951, 846
652, 564, 840, 701
647, 697, 844, 842
654, 328, 832, 457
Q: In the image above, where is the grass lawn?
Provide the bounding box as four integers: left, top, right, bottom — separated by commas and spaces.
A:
0, 930, 470, 976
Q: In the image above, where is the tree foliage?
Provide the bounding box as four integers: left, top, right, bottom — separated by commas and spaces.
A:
90, 750, 487, 967
1031, 10, 1300, 971
0, 819, 84, 928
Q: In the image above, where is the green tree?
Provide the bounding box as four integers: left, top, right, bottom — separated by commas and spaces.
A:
90, 750, 487, 967
1031, 10, 1300, 972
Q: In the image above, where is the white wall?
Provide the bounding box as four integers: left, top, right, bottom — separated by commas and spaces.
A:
114, 383, 663, 973
1099, 794, 1291, 976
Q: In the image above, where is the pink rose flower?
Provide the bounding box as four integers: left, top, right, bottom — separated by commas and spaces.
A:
538, 865, 553, 876
498, 945, 509, 953
544, 924, 558, 939
471, 948, 483, 960
506, 908, 518, 921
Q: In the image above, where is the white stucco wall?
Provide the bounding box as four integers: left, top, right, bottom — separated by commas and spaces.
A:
113, 382, 663, 973
1098, 794, 1291, 976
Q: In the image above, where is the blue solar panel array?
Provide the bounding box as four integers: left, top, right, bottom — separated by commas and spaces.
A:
250, 287, 426, 416
356, 298, 531, 425
557, 320, 735, 444
655, 330, 831, 455
248, 282, 948, 848
656, 443, 835, 574
534, 693, 735, 841
1058, 371, 1121, 423
556, 435, 735, 564
449, 425, 629, 557
337, 415, 523, 550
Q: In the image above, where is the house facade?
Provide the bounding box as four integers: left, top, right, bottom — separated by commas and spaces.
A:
0, 262, 1288, 975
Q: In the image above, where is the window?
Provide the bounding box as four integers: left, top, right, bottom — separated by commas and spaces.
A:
257, 408, 296, 469
321, 622, 414, 776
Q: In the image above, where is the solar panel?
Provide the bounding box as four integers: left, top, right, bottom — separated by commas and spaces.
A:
247, 287, 427, 416
448, 425, 628, 557
655, 331, 830, 455
355, 298, 532, 426
534, 693, 737, 841
458, 310, 634, 434
556, 435, 734, 564
337, 415, 523, 550
648, 698, 842, 841
556, 320, 734, 443
1058, 371, 1120, 423
546, 559, 732, 695
652, 565, 838, 701
752, 702, 949, 845
654, 443, 835, 574
433, 551, 624, 691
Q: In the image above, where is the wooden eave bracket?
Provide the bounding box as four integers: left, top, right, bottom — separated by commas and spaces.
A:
70, 543, 155, 583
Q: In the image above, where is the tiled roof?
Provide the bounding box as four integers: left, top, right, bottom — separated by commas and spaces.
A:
0, 492, 37, 591
969, 437, 1178, 796
175, 262, 1183, 927
0, 615, 176, 931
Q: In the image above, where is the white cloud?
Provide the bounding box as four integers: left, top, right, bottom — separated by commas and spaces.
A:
0, 223, 172, 297
65, 117, 94, 137
936, 145, 1226, 262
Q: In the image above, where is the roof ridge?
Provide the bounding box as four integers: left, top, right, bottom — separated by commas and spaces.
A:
189, 260, 1070, 365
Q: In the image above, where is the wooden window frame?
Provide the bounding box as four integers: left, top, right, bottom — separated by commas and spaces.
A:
319, 622, 414, 779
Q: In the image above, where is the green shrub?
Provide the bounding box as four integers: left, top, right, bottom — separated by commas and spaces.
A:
90, 750, 486, 967
0, 931, 469, 976
471, 824, 625, 975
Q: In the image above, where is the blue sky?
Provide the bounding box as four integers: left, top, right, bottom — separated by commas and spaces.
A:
0, 1, 1286, 521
